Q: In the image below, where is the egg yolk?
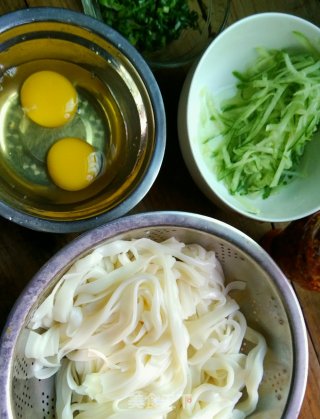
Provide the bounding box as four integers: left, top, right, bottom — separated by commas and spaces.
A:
47, 137, 101, 191
20, 70, 78, 128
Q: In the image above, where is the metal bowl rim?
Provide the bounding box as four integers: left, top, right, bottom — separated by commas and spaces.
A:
0, 7, 166, 233
0, 210, 308, 418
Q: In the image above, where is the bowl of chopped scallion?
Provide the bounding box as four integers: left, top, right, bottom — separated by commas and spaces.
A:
178, 12, 320, 222
81, 0, 231, 71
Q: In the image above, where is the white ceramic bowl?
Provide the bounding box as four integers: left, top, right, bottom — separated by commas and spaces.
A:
178, 13, 320, 222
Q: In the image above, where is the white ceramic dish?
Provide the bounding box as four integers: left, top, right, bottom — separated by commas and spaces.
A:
178, 13, 320, 222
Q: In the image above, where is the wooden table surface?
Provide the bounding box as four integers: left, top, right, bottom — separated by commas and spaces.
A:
0, 0, 319, 418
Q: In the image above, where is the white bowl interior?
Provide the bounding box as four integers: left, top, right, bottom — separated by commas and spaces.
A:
178, 13, 320, 222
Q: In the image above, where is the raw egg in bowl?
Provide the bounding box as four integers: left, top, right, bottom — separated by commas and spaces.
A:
0, 8, 166, 233
20, 70, 78, 128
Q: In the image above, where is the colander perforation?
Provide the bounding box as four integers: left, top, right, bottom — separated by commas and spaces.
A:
1, 214, 307, 419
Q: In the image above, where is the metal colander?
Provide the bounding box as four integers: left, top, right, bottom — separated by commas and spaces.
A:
0, 211, 308, 418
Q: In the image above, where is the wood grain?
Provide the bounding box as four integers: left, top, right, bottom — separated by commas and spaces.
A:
26, 0, 82, 10
0, 0, 27, 13
300, 334, 320, 418
229, 0, 320, 26
294, 283, 320, 360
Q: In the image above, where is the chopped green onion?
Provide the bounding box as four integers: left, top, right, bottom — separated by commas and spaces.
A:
98, 0, 200, 52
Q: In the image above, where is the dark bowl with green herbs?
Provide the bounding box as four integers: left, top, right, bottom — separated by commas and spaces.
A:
82, 0, 231, 70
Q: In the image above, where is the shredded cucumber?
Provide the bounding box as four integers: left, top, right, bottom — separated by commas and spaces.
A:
204, 32, 320, 198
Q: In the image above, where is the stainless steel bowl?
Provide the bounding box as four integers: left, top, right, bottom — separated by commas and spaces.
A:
0, 8, 165, 233
0, 211, 308, 418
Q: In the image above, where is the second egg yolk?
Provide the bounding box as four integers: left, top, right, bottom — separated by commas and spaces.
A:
20, 70, 78, 128
47, 137, 101, 191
